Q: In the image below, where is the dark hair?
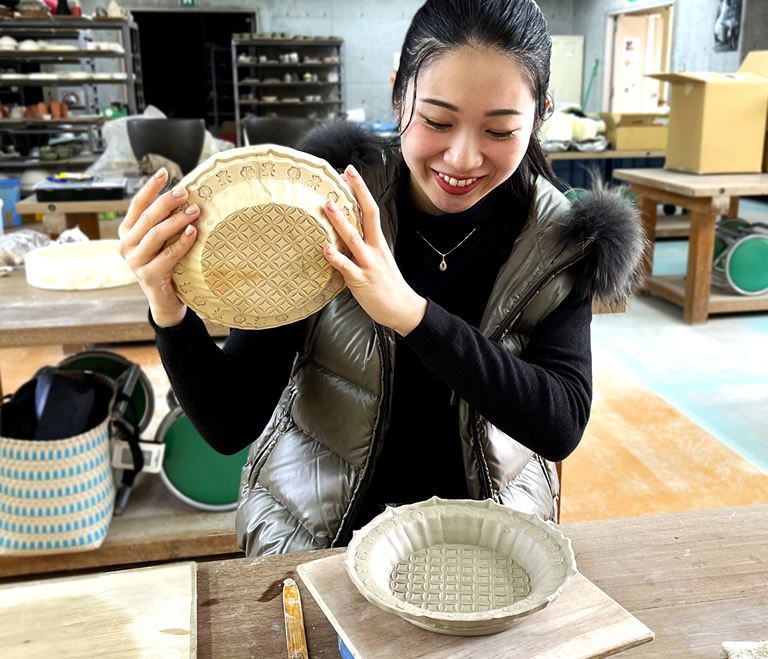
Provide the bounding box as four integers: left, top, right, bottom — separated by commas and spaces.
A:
393, 0, 558, 206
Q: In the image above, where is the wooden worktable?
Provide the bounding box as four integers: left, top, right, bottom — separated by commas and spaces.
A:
613, 168, 768, 323
0, 472, 241, 580
547, 149, 665, 161
16, 193, 133, 240
0, 268, 227, 393
196, 504, 768, 658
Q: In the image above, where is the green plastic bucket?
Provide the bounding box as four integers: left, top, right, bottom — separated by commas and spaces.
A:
58, 350, 154, 433
156, 407, 251, 511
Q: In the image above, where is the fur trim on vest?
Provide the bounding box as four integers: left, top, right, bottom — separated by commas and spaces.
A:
298, 121, 645, 306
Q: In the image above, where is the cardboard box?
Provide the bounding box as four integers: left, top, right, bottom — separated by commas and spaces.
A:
599, 112, 669, 151
647, 71, 768, 174
737, 51, 768, 172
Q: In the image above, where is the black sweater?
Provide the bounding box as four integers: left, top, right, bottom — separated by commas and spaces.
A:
153, 180, 593, 525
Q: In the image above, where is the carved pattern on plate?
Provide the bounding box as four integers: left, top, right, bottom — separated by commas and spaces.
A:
261, 161, 276, 177
240, 165, 257, 180
201, 203, 331, 319
170, 145, 363, 330
287, 166, 302, 181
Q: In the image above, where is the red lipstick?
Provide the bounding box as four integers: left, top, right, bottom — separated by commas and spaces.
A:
432, 170, 483, 195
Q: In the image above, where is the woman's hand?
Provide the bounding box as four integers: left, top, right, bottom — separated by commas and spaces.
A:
323, 165, 427, 336
118, 168, 200, 327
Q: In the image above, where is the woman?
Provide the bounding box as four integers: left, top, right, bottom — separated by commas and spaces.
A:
119, 0, 643, 557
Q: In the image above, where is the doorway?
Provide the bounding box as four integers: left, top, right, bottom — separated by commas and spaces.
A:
603, 3, 674, 113
132, 10, 256, 131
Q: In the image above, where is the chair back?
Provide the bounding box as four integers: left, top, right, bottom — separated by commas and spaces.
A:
127, 118, 206, 175
243, 117, 320, 150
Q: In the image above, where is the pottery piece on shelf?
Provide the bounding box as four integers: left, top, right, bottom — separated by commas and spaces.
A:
344, 497, 577, 636
16, 0, 49, 16
168, 144, 362, 330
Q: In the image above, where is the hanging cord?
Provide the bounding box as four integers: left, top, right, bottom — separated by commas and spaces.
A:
111, 395, 144, 516
110, 363, 146, 515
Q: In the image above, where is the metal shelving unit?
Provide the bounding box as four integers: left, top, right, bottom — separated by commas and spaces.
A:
231, 37, 343, 146
0, 17, 144, 167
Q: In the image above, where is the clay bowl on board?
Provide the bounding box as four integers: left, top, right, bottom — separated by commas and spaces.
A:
168, 144, 362, 330
344, 497, 577, 636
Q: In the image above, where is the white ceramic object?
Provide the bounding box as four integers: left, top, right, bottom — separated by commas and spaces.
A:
169, 144, 362, 330
345, 497, 577, 636
25, 240, 136, 290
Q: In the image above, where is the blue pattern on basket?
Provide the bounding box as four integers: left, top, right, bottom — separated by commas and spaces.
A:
0, 422, 115, 554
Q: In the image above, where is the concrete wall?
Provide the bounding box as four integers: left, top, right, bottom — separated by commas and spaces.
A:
81, 0, 759, 120
741, 0, 768, 57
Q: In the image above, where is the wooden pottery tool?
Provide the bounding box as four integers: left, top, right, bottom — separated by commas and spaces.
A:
283, 577, 309, 659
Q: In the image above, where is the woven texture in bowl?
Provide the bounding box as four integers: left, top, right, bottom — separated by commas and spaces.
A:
345, 497, 576, 636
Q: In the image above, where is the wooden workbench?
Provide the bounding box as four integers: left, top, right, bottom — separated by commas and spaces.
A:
613, 168, 768, 323
0, 472, 241, 580
15, 193, 133, 240
547, 149, 665, 161
0, 268, 228, 395
196, 504, 768, 658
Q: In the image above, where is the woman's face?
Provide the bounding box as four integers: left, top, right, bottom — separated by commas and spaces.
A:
398, 46, 537, 215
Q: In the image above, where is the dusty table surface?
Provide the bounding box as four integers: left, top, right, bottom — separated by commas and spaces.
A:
0, 267, 227, 347
195, 503, 768, 658
612, 168, 768, 197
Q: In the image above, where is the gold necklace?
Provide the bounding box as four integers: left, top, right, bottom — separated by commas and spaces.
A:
415, 227, 477, 271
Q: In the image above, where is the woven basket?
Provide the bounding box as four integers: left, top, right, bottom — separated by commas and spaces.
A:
0, 414, 115, 555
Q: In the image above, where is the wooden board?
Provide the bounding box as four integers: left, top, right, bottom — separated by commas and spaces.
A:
0, 562, 197, 658
297, 552, 654, 659
546, 150, 665, 161
648, 275, 768, 314
0, 474, 240, 579
0, 268, 229, 348
16, 194, 133, 215
613, 168, 768, 198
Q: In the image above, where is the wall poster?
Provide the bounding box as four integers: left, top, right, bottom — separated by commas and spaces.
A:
714, 0, 742, 52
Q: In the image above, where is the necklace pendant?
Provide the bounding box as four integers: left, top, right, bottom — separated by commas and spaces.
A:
439, 258, 447, 272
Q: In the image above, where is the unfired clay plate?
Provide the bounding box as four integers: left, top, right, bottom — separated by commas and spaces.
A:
170, 144, 362, 330
24, 240, 136, 290
344, 497, 577, 636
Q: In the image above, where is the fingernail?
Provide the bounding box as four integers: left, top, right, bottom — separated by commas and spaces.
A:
345, 164, 359, 178
172, 186, 186, 198
185, 224, 194, 236
154, 167, 166, 180
184, 204, 198, 215
328, 200, 339, 213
